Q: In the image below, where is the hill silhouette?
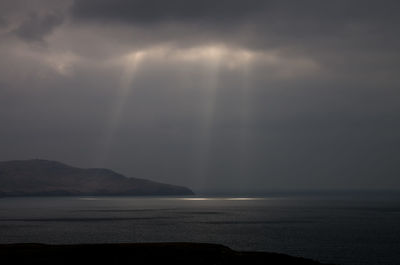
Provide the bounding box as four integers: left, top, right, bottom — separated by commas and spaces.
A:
0, 159, 193, 196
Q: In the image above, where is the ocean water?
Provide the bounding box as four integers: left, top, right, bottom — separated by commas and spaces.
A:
0, 196, 399, 265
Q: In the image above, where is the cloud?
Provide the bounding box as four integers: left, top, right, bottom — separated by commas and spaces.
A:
0, 16, 7, 28
72, 0, 266, 24
68, 0, 400, 77
70, 0, 400, 45
13, 12, 64, 42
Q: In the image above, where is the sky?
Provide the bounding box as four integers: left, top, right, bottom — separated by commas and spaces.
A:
0, 0, 399, 193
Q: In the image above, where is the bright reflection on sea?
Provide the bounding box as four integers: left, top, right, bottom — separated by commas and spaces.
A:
171, 197, 268, 201
76, 196, 273, 201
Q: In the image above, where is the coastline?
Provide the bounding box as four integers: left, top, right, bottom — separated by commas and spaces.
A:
0, 242, 333, 265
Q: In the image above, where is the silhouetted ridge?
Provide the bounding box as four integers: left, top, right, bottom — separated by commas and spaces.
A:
0, 243, 333, 265
0, 159, 194, 196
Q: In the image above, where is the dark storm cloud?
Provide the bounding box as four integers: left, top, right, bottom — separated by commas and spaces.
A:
70, 0, 400, 70
72, 0, 266, 24
13, 12, 64, 42
71, 0, 399, 25
70, 0, 400, 42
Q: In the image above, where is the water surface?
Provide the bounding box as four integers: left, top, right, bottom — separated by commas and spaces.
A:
1, 196, 399, 265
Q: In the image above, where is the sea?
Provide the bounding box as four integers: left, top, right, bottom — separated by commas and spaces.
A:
0, 194, 399, 265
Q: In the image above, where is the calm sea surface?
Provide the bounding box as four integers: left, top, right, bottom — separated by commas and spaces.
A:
0, 196, 399, 265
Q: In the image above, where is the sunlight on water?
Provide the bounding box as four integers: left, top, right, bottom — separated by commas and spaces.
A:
173, 197, 266, 201
77, 196, 268, 202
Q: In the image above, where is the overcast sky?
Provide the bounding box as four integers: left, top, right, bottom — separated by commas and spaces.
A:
1, 0, 399, 193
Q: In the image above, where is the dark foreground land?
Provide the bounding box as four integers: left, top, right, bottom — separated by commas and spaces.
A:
0, 242, 332, 265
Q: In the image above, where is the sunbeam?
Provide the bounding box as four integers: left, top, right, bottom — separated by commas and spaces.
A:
191, 48, 223, 191
237, 55, 254, 193
94, 44, 258, 166
95, 51, 144, 164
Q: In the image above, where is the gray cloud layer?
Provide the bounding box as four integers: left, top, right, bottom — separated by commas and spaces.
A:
72, 0, 265, 23
0, 0, 399, 192
13, 12, 63, 42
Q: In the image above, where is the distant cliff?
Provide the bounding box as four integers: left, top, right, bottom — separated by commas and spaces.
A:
0, 159, 194, 196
